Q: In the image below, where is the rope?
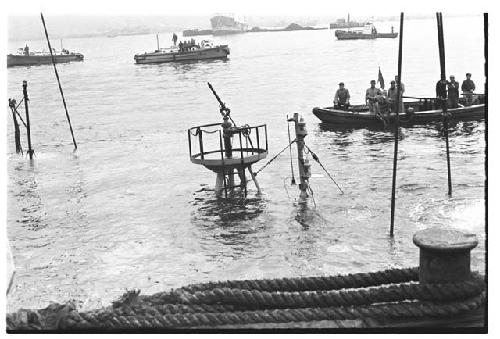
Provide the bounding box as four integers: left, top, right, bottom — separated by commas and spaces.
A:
7, 268, 485, 331
254, 139, 296, 176
304, 145, 344, 194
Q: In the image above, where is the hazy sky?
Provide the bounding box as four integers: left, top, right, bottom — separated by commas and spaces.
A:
3, 0, 493, 16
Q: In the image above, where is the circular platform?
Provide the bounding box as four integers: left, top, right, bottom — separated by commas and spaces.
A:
191, 148, 268, 172
413, 227, 478, 253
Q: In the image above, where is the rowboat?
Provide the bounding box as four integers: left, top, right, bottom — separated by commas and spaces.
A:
134, 40, 229, 64
313, 95, 485, 128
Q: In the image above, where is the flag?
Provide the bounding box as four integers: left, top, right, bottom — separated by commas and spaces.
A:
378, 67, 385, 89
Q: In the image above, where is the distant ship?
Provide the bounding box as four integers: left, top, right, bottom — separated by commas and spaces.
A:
210, 14, 248, 35
335, 23, 398, 40
7, 45, 84, 67
329, 14, 367, 29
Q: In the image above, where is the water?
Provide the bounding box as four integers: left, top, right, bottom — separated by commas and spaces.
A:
6, 16, 486, 312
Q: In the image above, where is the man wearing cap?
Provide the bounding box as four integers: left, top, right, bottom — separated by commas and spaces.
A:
334, 82, 350, 110
461, 73, 476, 106
447, 75, 460, 108
387, 80, 398, 112
366, 80, 382, 114
436, 76, 448, 111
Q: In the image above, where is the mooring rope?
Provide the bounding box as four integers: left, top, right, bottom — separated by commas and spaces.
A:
6, 267, 485, 331
304, 145, 344, 195
254, 139, 296, 176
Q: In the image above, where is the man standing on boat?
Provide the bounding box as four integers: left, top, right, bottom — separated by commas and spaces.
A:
395, 75, 405, 113
172, 33, 178, 46
436, 77, 448, 111
334, 82, 350, 110
366, 80, 382, 114
447, 75, 460, 108
461, 73, 476, 106
387, 80, 398, 112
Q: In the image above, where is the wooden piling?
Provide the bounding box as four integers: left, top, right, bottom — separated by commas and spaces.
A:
390, 13, 404, 236
8, 99, 23, 154
22, 81, 34, 159
291, 113, 310, 201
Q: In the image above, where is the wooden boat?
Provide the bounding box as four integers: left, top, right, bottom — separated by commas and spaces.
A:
335, 23, 398, 40
7, 47, 84, 67
134, 40, 229, 64
313, 95, 485, 127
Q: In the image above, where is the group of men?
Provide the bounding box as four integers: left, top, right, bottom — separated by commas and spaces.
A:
334, 75, 405, 115
334, 73, 476, 114
436, 73, 476, 109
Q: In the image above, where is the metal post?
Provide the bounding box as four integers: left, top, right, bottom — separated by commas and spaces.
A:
22, 81, 34, 159
156, 34, 160, 52
291, 113, 310, 201
390, 13, 404, 236
222, 116, 234, 189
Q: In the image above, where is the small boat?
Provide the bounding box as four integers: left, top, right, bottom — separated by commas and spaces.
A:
134, 40, 230, 64
313, 95, 485, 128
7, 46, 84, 67
335, 23, 398, 40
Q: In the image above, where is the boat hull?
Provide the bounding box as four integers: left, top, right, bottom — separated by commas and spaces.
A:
134, 46, 230, 64
335, 31, 398, 40
7, 53, 84, 67
312, 104, 485, 128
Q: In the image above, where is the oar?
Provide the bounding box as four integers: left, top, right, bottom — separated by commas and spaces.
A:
436, 12, 452, 197
390, 12, 404, 237
40, 13, 78, 151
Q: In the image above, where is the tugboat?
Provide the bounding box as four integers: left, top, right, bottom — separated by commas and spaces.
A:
7, 45, 84, 67
335, 23, 398, 40
134, 39, 230, 64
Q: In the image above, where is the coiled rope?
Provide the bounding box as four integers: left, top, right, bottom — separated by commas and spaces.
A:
6, 267, 485, 331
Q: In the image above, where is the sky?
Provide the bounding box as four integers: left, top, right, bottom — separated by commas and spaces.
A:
2, 0, 495, 16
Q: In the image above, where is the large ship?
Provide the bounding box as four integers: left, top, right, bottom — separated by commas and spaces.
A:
329, 14, 367, 29
210, 14, 248, 35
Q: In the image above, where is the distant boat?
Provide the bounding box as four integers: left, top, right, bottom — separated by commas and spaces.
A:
335, 23, 398, 40
210, 14, 248, 35
134, 39, 229, 64
330, 14, 367, 29
7, 46, 84, 67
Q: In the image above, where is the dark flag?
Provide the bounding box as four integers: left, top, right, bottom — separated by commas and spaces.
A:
378, 67, 385, 89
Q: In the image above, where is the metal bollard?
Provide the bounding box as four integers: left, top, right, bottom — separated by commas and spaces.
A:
413, 227, 478, 284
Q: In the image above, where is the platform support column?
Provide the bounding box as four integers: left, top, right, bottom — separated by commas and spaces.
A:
248, 165, 261, 194
413, 228, 478, 283
222, 116, 234, 189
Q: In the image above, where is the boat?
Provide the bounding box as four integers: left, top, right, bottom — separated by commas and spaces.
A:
335, 23, 398, 40
7, 46, 84, 67
312, 95, 485, 128
329, 14, 367, 29
134, 40, 229, 64
210, 14, 248, 35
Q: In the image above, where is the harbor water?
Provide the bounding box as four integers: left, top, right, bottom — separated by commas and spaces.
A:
6, 16, 485, 312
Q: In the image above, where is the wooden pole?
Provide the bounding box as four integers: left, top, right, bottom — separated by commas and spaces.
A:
292, 113, 310, 201
436, 12, 452, 197
22, 81, 34, 159
156, 34, 160, 51
40, 13, 78, 151
390, 13, 404, 237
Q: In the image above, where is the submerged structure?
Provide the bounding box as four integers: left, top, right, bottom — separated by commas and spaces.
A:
188, 83, 268, 197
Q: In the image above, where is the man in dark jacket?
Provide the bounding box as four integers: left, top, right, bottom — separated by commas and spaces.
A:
447, 75, 460, 108
436, 77, 448, 111
334, 82, 350, 110
461, 73, 476, 106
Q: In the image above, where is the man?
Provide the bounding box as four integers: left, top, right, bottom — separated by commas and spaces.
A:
461, 73, 476, 106
395, 75, 405, 95
366, 80, 382, 114
447, 75, 460, 108
436, 77, 448, 111
387, 80, 398, 112
172, 33, 178, 46
334, 82, 350, 110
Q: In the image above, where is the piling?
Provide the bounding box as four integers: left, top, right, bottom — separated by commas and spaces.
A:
413, 227, 478, 283
22, 81, 34, 159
